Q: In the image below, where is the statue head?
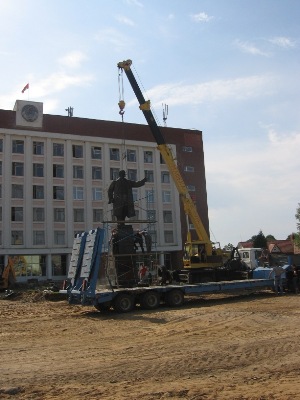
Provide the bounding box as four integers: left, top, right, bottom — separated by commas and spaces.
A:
119, 170, 126, 178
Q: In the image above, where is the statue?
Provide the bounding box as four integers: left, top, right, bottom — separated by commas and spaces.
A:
108, 170, 146, 223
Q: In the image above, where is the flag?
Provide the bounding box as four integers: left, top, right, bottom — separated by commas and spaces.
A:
21, 83, 29, 93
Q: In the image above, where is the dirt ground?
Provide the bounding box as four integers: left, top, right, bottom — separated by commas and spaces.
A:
1, 288, 300, 400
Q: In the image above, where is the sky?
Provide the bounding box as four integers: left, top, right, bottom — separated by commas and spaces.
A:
0, 0, 299, 247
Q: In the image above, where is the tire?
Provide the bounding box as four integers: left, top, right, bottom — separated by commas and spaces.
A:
113, 293, 135, 313
140, 291, 160, 310
165, 289, 184, 307
94, 301, 111, 312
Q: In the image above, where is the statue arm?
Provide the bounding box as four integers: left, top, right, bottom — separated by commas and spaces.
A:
108, 181, 115, 203
130, 177, 147, 188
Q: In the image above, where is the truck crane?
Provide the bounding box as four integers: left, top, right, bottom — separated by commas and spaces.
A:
117, 59, 236, 283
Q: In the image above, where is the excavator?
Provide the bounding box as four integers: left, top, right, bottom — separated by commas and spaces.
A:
0, 258, 16, 290
117, 60, 247, 283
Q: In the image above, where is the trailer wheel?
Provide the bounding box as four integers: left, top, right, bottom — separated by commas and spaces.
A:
113, 293, 134, 313
94, 301, 111, 312
165, 289, 184, 307
140, 291, 160, 310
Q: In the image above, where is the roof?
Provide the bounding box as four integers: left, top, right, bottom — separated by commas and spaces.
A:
238, 239, 295, 254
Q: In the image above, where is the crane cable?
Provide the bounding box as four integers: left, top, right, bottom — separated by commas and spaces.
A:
118, 67, 127, 170
118, 67, 126, 121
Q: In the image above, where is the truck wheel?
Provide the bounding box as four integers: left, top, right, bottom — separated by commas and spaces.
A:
113, 293, 134, 313
165, 289, 184, 307
94, 301, 111, 312
140, 291, 160, 310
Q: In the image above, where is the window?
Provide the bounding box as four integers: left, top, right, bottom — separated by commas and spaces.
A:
110, 168, 119, 180
187, 185, 195, 191
182, 146, 193, 152
127, 169, 137, 181
132, 189, 138, 202
54, 231, 65, 245
127, 149, 136, 162
53, 143, 64, 157
53, 186, 64, 200
92, 166, 102, 180
33, 231, 45, 245
184, 166, 194, 172
54, 208, 65, 222
92, 187, 103, 201
147, 210, 156, 222
12, 140, 24, 154
72, 144, 83, 158
33, 163, 44, 177
144, 151, 153, 163
53, 164, 64, 178
145, 170, 154, 182
12, 162, 24, 176
12, 184, 23, 198
11, 231, 23, 245
33, 141, 44, 155
52, 254, 67, 276
0, 161, 2, 175
11, 207, 23, 221
110, 148, 120, 161
0, 139, 3, 152
162, 191, 171, 203
91, 146, 102, 159
161, 171, 170, 183
73, 186, 84, 200
33, 208, 44, 222
73, 165, 84, 179
93, 209, 103, 222
74, 208, 84, 222
160, 154, 165, 164
0, 207, 2, 221
163, 211, 173, 223
10, 255, 46, 277
146, 190, 155, 203
164, 230, 174, 243
33, 185, 44, 199
0, 184, 1, 198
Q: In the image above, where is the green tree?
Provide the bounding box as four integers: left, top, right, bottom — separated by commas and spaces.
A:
253, 230, 267, 248
266, 234, 276, 241
294, 203, 300, 248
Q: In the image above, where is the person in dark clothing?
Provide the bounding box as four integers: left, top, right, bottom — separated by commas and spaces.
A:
108, 170, 146, 223
134, 230, 144, 253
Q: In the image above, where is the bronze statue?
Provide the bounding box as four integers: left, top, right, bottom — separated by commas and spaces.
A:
108, 170, 146, 222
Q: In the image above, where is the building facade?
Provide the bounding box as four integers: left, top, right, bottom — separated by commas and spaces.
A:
0, 100, 209, 282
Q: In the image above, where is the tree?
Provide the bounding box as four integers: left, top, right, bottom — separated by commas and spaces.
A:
294, 203, 300, 248
223, 243, 234, 251
266, 234, 276, 241
252, 230, 267, 248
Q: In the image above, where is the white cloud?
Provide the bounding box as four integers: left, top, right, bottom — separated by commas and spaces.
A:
115, 15, 135, 26
191, 12, 214, 22
206, 127, 300, 244
234, 39, 270, 56
58, 51, 88, 69
94, 28, 133, 51
124, 0, 143, 7
269, 36, 296, 48
130, 75, 275, 108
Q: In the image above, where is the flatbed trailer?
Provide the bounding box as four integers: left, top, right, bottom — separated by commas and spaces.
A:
60, 228, 275, 313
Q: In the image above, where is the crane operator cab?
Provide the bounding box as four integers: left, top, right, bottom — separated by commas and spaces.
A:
183, 241, 223, 269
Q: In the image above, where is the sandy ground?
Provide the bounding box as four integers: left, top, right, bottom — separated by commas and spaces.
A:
1, 288, 300, 400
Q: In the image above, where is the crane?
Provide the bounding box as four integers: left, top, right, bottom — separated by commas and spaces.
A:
117, 59, 225, 283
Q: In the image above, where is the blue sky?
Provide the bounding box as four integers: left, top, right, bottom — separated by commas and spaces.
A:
1, 0, 299, 247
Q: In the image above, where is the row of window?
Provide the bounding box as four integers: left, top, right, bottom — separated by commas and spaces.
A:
1, 185, 173, 202
4, 207, 173, 223
0, 139, 193, 162
0, 163, 171, 182
2, 229, 175, 246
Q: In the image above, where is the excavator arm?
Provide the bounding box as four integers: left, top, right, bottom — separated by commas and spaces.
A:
118, 59, 213, 255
